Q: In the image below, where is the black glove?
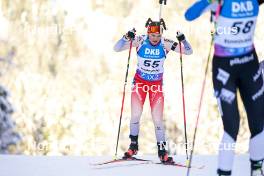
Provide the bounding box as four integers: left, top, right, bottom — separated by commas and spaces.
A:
176, 31, 185, 42
125, 28, 136, 40
159, 0, 167, 5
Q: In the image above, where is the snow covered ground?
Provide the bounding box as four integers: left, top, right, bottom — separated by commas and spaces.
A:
0, 154, 262, 176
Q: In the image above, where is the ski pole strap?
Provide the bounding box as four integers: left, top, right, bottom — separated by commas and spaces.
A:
159, 0, 167, 5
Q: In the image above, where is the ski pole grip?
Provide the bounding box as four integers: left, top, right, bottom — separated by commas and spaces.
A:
159, 0, 167, 5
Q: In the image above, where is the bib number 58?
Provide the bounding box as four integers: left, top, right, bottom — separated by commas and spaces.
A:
232, 20, 254, 35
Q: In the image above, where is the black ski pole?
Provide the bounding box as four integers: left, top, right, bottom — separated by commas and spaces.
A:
178, 40, 189, 161
114, 39, 134, 159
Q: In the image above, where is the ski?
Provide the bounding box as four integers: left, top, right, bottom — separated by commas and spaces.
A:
91, 157, 204, 169
153, 162, 205, 169
92, 157, 151, 166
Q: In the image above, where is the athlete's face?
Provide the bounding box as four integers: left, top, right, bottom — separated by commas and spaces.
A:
148, 33, 162, 45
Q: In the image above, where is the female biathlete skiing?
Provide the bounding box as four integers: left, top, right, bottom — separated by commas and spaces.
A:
185, 0, 264, 175
114, 18, 193, 164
